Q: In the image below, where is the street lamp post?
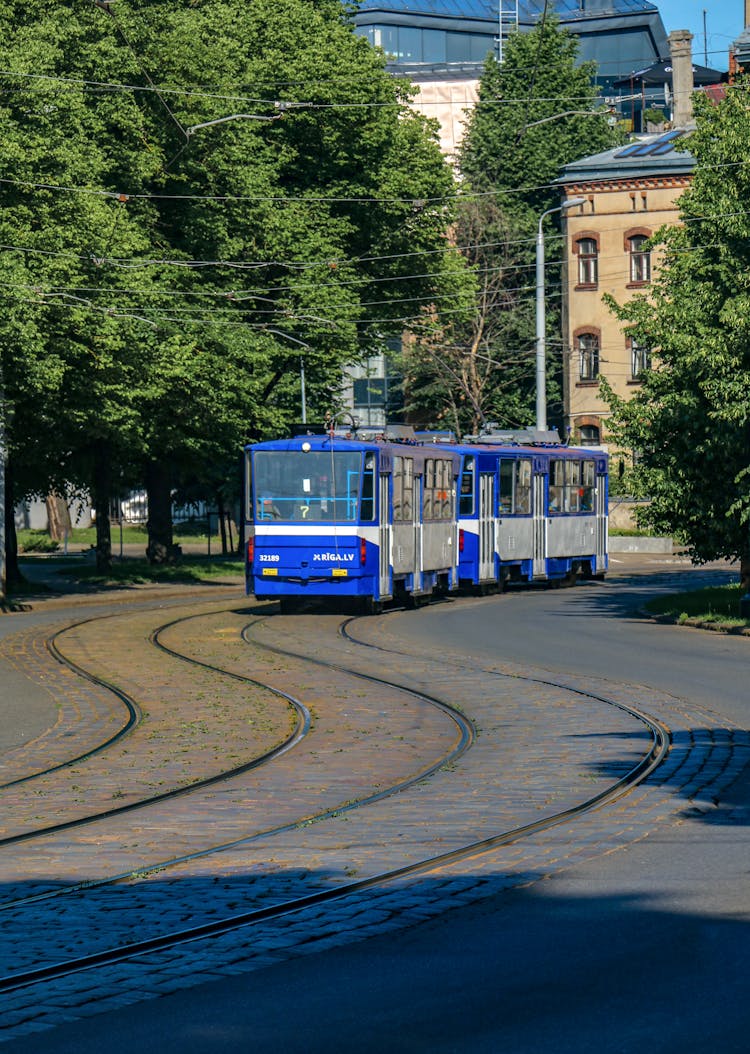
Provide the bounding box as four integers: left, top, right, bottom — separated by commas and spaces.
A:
267, 329, 312, 424
535, 196, 585, 432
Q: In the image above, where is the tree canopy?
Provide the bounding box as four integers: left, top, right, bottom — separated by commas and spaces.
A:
401, 15, 621, 437
603, 84, 750, 592
0, 0, 466, 578
459, 13, 617, 221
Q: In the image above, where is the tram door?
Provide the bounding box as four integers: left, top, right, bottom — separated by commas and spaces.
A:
532, 471, 547, 577
379, 473, 391, 598
391, 456, 416, 581
595, 469, 608, 562
479, 473, 495, 580
413, 475, 423, 593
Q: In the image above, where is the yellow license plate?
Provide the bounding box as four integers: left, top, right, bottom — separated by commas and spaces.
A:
331, 568, 348, 578
262, 568, 278, 576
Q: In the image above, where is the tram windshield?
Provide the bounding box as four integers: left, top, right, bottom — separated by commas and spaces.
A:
254, 450, 364, 522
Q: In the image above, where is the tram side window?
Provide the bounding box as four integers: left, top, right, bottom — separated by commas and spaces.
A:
424, 458, 435, 520
440, 460, 453, 519
499, 458, 531, 514
459, 456, 475, 516
567, 461, 582, 512
549, 460, 565, 513
549, 459, 594, 513
245, 453, 253, 520
393, 456, 414, 522
361, 453, 376, 521
423, 459, 453, 521
581, 460, 595, 512
403, 457, 414, 521
499, 460, 514, 514
516, 459, 531, 514
393, 457, 403, 521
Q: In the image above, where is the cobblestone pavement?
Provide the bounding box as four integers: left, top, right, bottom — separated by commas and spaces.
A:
1, 587, 748, 1042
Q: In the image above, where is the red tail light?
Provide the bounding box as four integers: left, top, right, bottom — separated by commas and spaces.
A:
459, 529, 465, 553
247, 536, 255, 563
360, 537, 367, 565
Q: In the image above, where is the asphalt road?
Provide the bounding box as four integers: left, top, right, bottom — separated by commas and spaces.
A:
6, 555, 750, 1054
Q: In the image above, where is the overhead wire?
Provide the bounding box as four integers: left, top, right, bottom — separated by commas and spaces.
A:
0, 39, 733, 103
0, 204, 740, 306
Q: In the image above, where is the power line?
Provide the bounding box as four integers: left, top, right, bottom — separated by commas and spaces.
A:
0, 39, 732, 102
0, 195, 744, 279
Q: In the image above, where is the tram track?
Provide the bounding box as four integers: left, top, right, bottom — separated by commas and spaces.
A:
0, 618, 142, 791
0, 646, 310, 851
0, 693, 668, 996
0, 606, 473, 902
0, 603, 672, 997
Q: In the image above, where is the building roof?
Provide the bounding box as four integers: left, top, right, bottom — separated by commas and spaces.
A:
355, 1, 668, 85
357, 0, 660, 20
556, 128, 695, 183
732, 26, 750, 66
612, 57, 724, 88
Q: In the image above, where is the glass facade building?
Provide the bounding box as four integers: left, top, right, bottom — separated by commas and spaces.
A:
354, 1, 669, 88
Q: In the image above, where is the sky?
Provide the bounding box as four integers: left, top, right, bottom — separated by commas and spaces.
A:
654, 1, 743, 71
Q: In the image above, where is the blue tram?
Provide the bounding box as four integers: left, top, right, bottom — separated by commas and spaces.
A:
244, 426, 607, 611
453, 431, 608, 591
245, 431, 462, 613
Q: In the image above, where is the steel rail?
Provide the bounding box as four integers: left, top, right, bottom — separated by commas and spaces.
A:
0, 616, 142, 790
0, 698, 668, 995
0, 607, 670, 992
340, 612, 672, 758
0, 610, 475, 909
0, 593, 248, 791
0, 615, 310, 850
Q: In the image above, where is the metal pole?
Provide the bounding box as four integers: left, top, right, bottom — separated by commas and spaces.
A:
535, 215, 547, 432
300, 355, 306, 424
535, 198, 585, 433
703, 9, 708, 67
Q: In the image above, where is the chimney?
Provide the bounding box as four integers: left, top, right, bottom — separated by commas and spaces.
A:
669, 30, 695, 128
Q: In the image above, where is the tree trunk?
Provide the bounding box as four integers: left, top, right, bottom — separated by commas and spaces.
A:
740, 548, 750, 598
145, 460, 176, 564
217, 493, 228, 556
46, 494, 71, 542
3, 457, 22, 591
92, 448, 112, 573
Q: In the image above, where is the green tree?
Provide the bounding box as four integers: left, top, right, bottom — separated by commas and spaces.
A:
603, 86, 750, 597
0, 0, 466, 576
404, 15, 621, 435
402, 200, 532, 436
0, 0, 164, 576
459, 13, 616, 217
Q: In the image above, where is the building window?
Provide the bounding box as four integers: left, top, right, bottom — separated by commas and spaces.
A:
355, 24, 494, 66
579, 424, 600, 445
576, 238, 598, 286
578, 332, 599, 381
630, 339, 651, 379
628, 234, 651, 284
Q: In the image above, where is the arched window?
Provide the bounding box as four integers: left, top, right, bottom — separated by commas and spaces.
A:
579, 424, 600, 446
627, 233, 651, 284
630, 338, 651, 379
573, 233, 599, 288
576, 238, 598, 286
577, 332, 600, 381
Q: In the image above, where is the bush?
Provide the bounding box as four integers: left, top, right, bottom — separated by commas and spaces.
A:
17, 530, 60, 553
644, 108, 667, 126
